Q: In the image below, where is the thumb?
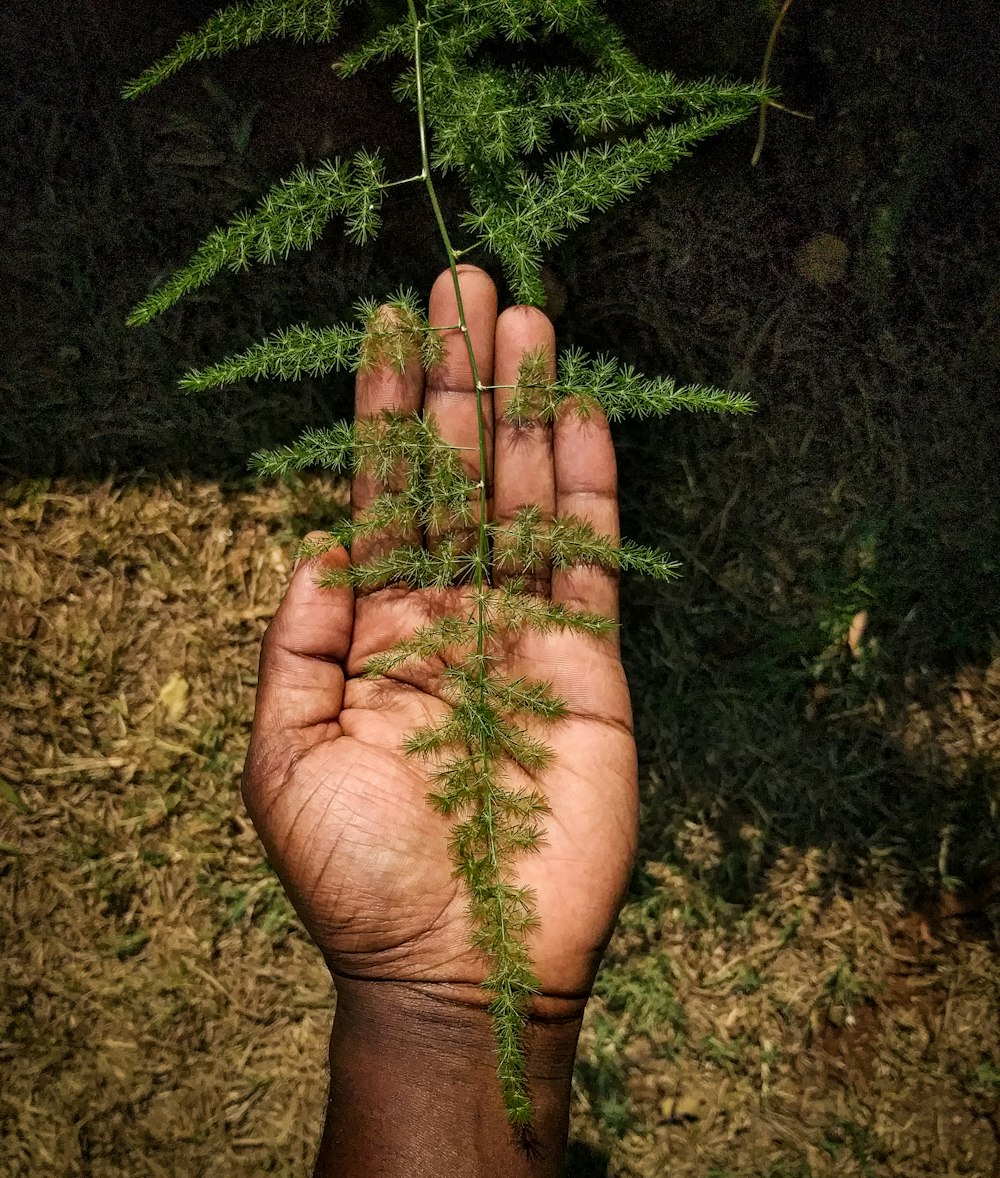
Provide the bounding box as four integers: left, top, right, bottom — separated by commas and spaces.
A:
253, 531, 355, 733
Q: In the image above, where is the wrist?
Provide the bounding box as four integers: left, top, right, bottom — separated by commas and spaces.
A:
314, 975, 587, 1178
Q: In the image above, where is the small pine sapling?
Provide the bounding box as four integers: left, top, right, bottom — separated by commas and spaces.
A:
123, 0, 769, 1129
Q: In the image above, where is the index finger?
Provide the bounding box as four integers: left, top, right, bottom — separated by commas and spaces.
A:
350, 304, 426, 569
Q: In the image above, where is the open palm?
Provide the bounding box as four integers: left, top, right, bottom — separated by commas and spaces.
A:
241, 266, 638, 1011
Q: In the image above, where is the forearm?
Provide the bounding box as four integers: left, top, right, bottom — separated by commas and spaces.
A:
314, 977, 586, 1178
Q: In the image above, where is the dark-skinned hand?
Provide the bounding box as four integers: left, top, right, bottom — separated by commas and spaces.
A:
241, 264, 638, 1015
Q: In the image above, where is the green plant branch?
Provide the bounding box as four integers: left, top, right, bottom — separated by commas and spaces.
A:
122, 0, 766, 1129
751, 0, 813, 167
120, 0, 345, 99
124, 153, 396, 326
409, 0, 538, 1120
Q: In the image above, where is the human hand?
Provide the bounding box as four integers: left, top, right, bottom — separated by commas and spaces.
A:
241, 264, 638, 1014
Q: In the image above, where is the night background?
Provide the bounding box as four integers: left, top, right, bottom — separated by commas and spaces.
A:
2, 1, 999, 1174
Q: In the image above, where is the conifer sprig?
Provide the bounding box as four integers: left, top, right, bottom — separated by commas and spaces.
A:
505, 345, 756, 423
124, 0, 765, 1130
462, 108, 760, 305
393, 61, 770, 171
120, 0, 346, 100
125, 153, 395, 327
182, 292, 445, 392
491, 506, 683, 581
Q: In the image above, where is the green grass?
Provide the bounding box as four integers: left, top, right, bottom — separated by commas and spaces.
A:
707, 1163, 812, 1178
818, 1119, 888, 1177
574, 1012, 635, 1138
819, 957, 866, 1017
593, 950, 687, 1052
967, 1059, 1000, 1102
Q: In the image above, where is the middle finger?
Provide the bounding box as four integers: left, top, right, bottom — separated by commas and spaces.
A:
423, 265, 498, 552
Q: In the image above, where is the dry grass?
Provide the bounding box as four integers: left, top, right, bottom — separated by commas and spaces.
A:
3, 474, 999, 1177
578, 845, 1000, 1176
1, 474, 343, 1176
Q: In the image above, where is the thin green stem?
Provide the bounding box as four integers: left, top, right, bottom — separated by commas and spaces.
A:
452, 238, 486, 260
382, 171, 426, 188
751, 0, 798, 167
408, 0, 508, 987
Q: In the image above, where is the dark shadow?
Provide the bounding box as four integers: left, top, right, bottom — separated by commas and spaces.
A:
556, 0, 1000, 925
563, 1138, 612, 1177
1, 0, 443, 481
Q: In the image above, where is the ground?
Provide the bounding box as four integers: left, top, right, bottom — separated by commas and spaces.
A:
2, 473, 998, 1176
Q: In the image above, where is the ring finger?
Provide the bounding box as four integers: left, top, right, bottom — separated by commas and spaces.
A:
491, 305, 557, 597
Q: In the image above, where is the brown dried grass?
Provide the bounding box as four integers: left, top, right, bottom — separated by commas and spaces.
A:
1, 474, 343, 1176
2, 475, 998, 1177
579, 844, 1000, 1176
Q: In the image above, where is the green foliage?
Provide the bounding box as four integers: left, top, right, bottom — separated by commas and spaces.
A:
114, 930, 151, 961
508, 345, 754, 423
708, 1165, 814, 1178
574, 1012, 635, 1138
120, 0, 343, 100
818, 1119, 886, 1177
819, 956, 864, 1015
462, 109, 760, 305
968, 1058, 1000, 1102
593, 950, 686, 1049
126, 153, 389, 327
123, 0, 766, 1129
0, 779, 31, 814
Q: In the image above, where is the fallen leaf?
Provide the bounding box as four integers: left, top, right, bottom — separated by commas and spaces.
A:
157, 672, 190, 724
847, 610, 868, 658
